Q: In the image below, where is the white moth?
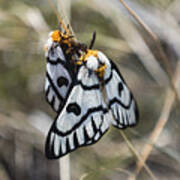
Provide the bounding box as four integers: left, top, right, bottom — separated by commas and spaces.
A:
44, 31, 138, 159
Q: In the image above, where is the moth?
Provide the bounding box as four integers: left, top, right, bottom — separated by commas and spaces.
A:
44, 29, 138, 159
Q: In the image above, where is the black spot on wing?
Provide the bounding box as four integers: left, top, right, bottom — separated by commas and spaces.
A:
57, 77, 69, 87
66, 103, 81, 116
118, 82, 124, 97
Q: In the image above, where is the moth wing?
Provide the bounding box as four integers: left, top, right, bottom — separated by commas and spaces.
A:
97, 52, 138, 129
45, 41, 73, 112
45, 66, 111, 159
106, 61, 138, 128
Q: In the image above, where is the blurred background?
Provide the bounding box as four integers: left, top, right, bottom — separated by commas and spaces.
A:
0, 0, 180, 179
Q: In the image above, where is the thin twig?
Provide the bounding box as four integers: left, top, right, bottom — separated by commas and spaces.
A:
129, 90, 174, 180
119, 0, 180, 104
120, 131, 157, 180
128, 61, 180, 179
59, 155, 71, 180
119, 0, 157, 41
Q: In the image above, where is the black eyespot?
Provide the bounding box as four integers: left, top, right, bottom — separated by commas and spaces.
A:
57, 77, 69, 87
118, 82, 124, 97
66, 103, 81, 116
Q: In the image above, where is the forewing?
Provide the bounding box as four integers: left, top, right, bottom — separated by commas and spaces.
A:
45, 43, 73, 112
45, 66, 111, 159
105, 61, 139, 129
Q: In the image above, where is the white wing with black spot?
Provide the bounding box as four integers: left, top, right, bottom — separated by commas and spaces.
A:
45, 65, 111, 159
45, 38, 73, 112
97, 52, 139, 129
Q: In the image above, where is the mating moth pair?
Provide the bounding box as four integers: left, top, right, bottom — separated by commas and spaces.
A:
44, 28, 138, 159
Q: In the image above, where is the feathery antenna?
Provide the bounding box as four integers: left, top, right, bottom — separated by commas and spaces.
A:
48, 0, 70, 35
